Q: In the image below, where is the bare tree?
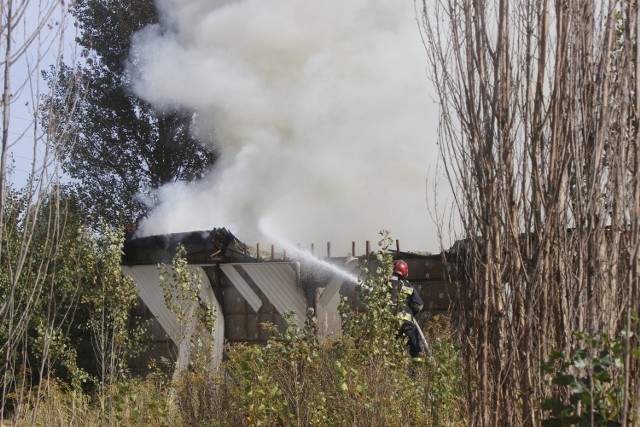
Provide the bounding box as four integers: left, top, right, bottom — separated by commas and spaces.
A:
420, 0, 639, 424
0, 1, 82, 424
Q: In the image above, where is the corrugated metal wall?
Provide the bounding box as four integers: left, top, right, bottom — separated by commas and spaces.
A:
224, 263, 307, 329
317, 276, 343, 337
121, 265, 224, 368
221, 280, 282, 342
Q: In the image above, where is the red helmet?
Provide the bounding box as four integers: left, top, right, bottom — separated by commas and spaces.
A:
393, 260, 409, 278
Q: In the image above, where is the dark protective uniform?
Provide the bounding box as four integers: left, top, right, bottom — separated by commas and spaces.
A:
391, 274, 424, 359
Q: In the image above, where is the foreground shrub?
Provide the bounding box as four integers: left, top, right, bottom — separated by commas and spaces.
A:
541, 319, 640, 427
13, 374, 171, 427
423, 314, 466, 426
13, 380, 96, 427
220, 314, 466, 426
223, 319, 465, 426
10, 233, 468, 426
172, 369, 239, 427
218, 234, 467, 426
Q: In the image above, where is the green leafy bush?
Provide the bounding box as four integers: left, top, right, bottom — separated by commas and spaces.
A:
217, 231, 467, 426
7, 230, 467, 426
541, 320, 639, 427
1, 188, 147, 423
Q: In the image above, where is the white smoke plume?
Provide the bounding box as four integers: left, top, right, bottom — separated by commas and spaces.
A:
128, 0, 449, 254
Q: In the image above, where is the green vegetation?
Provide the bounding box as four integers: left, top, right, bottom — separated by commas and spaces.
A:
542, 320, 640, 427
5, 0, 640, 424
220, 239, 465, 427
3, 231, 468, 426
0, 187, 146, 423
3, 202, 639, 426
158, 245, 217, 379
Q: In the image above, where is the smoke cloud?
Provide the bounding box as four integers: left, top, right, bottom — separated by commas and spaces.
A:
128, 0, 449, 254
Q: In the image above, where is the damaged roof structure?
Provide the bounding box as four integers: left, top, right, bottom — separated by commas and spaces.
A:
121, 228, 459, 373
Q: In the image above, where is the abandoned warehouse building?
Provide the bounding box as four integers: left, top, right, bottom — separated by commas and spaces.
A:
120, 228, 460, 371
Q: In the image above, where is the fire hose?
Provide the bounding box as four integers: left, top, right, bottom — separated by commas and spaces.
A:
413, 317, 431, 356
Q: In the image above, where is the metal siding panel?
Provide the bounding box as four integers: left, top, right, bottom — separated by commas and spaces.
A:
239, 263, 307, 328
121, 265, 224, 367
197, 269, 224, 366
317, 276, 343, 338
220, 264, 263, 312
121, 265, 181, 344
316, 262, 359, 333
319, 276, 343, 307
317, 289, 342, 338
319, 261, 359, 307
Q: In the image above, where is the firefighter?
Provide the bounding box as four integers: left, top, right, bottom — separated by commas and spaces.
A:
391, 259, 425, 362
